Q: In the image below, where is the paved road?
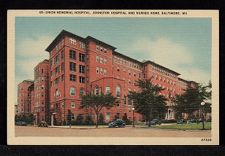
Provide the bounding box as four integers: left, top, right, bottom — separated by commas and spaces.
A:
15, 126, 211, 137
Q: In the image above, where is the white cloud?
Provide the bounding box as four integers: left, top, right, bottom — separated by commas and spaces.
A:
17, 36, 52, 58
15, 35, 51, 104
132, 37, 210, 83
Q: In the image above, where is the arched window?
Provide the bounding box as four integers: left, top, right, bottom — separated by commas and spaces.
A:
70, 87, 75, 96
116, 85, 121, 97
80, 88, 85, 96
55, 89, 60, 97
105, 86, 110, 94
95, 86, 99, 95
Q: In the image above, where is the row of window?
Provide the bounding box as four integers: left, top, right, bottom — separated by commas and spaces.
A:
69, 50, 86, 62
113, 56, 141, 70
96, 56, 107, 64
96, 67, 107, 75
69, 75, 86, 83
153, 74, 176, 85
96, 45, 107, 53
116, 67, 142, 78
55, 87, 85, 98
69, 38, 86, 49
70, 62, 86, 73
50, 49, 86, 67
152, 66, 177, 78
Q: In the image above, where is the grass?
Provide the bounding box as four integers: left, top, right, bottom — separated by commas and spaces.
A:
152, 122, 211, 130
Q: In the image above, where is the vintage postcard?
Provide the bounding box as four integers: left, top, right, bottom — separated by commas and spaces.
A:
7, 10, 219, 145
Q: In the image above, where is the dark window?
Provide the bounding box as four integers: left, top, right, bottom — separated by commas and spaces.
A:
79, 53, 86, 62
79, 76, 85, 83
41, 69, 43, 74
54, 55, 59, 64
69, 50, 76, 60
61, 74, 64, 81
70, 74, 76, 81
61, 63, 64, 72
70, 62, 76, 72
55, 66, 60, 75
79, 65, 85, 73
61, 50, 64, 59
124, 96, 126, 104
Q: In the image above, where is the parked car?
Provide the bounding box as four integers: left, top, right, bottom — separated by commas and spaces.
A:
108, 119, 126, 128
15, 121, 27, 126
150, 119, 161, 125
187, 119, 198, 124
38, 121, 48, 127
177, 119, 186, 124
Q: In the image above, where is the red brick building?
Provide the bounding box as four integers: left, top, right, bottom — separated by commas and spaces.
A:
17, 80, 34, 114
33, 59, 50, 124
17, 30, 197, 125
44, 30, 196, 125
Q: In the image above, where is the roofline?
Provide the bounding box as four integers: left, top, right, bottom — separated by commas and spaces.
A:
178, 77, 189, 83
22, 80, 34, 83
85, 36, 116, 50
113, 51, 142, 65
46, 30, 116, 52
45, 30, 85, 52
143, 60, 180, 76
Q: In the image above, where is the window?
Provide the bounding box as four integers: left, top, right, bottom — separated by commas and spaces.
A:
96, 56, 99, 62
80, 42, 85, 49
116, 85, 121, 97
71, 102, 76, 108
106, 112, 110, 120
95, 86, 99, 95
96, 67, 99, 74
103, 69, 107, 75
61, 63, 64, 72
79, 65, 85, 73
100, 68, 103, 74
61, 50, 64, 59
100, 57, 103, 64
70, 74, 76, 81
79, 76, 85, 83
55, 89, 60, 97
80, 88, 85, 96
69, 38, 76, 45
41, 69, 43, 74
103, 59, 107, 64
105, 86, 110, 94
79, 53, 86, 62
70, 87, 75, 96
70, 62, 76, 72
117, 67, 120, 72
69, 50, 76, 60
124, 96, 127, 104
54, 55, 59, 64
55, 66, 60, 75
61, 74, 64, 81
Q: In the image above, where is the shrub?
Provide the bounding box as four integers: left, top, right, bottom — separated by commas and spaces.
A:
161, 119, 177, 123
84, 115, 94, 125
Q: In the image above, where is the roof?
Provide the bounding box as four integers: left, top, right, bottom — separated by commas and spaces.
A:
178, 77, 189, 83
45, 30, 85, 52
22, 79, 34, 83
86, 36, 116, 50
143, 60, 180, 76
113, 51, 142, 65
46, 30, 116, 52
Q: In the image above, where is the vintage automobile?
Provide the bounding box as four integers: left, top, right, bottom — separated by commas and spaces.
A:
108, 119, 126, 128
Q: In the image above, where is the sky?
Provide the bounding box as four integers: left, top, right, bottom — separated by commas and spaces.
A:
15, 17, 212, 103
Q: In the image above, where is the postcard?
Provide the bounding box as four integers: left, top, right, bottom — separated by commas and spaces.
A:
7, 10, 219, 145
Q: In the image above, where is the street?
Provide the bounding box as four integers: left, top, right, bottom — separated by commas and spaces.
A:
15, 126, 211, 137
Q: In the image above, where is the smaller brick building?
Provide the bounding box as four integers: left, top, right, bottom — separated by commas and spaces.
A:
17, 80, 34, 114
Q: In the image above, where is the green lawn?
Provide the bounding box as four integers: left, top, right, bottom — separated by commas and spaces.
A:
152, 122, 211, 130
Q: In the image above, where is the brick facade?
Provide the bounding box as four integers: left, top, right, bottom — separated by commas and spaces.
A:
17, 30, 197, 125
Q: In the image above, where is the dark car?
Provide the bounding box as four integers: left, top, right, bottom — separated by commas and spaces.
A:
150, 119, 161, 125
108, 119, 126, 128
38, 121, 48, 127
15, 121, 27, 126
177, 119, 186, 124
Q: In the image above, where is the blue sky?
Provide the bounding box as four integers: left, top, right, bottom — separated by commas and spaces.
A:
15, 17, 212, 103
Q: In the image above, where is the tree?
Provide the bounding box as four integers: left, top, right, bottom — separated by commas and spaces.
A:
80, 93, 117, 128
75, 114, 84, 125
173, 82, 212, 119
67, 110, 72, 126
128, 79, 167, 126
98, 113, 104, 125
